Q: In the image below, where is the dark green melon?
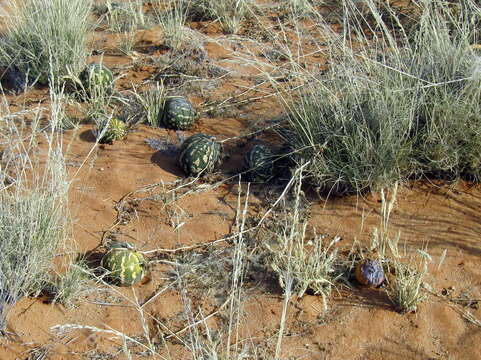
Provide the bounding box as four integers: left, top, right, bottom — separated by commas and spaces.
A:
244, 144, 275, 182
160, 97, 197, 130
97, 118, 128, 144
101, 242, 147, 286
79, 63, 114, 96
178, 133, 221, 176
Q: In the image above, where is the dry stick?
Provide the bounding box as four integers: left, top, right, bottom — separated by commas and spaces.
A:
144, 162, 310, 256
140, 278, 180, 308
164, 297, 231, 340
200, 78, 272, 109
75, 266, 187, 347
51, 323, 168, 359
132, 288, 154, 352
143, 238, 230, 255
202, 82, 305, 114
423, 287, 481, 327
99, 188, 137, 247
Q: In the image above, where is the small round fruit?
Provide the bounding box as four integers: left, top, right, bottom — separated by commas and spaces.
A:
96, 118, 128, 144
355, 259, 385, 287
101, 244, 147, 286
160, 97, 197, 130
244, 144, 275, 182
178, 133, 221, 177
79, 63, 114, 96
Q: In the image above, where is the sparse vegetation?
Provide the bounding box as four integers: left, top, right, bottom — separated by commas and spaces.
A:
0, 0, 479, 358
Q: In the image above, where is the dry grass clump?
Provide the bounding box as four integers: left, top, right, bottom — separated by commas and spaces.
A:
0, 0, 91, 87
363, 184, 431, 313
46, 258, 94, 309
0, 101, 70, 329
390, 253, 430, 313
96, 0, 148, 33
188, 0, 255, 34
267, 224, 339, 309
154, 0, 196, 52
265, 174, 339, 310
275, 0, 481, 194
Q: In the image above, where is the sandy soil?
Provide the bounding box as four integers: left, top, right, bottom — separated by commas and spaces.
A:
0, 1, 480, 359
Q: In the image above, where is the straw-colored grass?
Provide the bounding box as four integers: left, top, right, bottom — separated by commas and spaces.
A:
0, 0, 91, 86
270, 0, 481, 194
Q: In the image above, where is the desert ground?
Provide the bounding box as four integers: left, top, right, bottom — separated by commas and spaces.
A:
0, 1, 480, 359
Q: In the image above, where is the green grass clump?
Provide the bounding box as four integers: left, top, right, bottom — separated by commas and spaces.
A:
0, 0, 91, 86
279, 0, 481, 194
129, 82, 167, 127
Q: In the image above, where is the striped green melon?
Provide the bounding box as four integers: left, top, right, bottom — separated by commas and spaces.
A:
97, 118, 128, 144
101, 242, 147, 286
178, 134, 221, 176
161, 97, 197, 130
79, 63, 114, 96
244, 144, 275, 182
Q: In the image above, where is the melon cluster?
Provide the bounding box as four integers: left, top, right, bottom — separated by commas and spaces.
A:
151, 95, 292, 180
101, 242, 147, 286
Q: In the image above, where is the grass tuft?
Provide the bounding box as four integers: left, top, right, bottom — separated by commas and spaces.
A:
0, 0, 92, 86
188, 0, 254, 34
266, 171, 338, 310
48, 259, 93, 309
275, 0, 481, 194
128, 82, 167, 127
0, 103, 70, 329
154, 0, 194, 52
391, 252, 430, 314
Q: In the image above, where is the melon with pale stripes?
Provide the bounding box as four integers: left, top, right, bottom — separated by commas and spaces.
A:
101, 242, 147, 286
244, 144, 275, 182
98, 118, 128, 144
178, 133, 221, 176
161, 97, 197, 130
79, 63, 114, 96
